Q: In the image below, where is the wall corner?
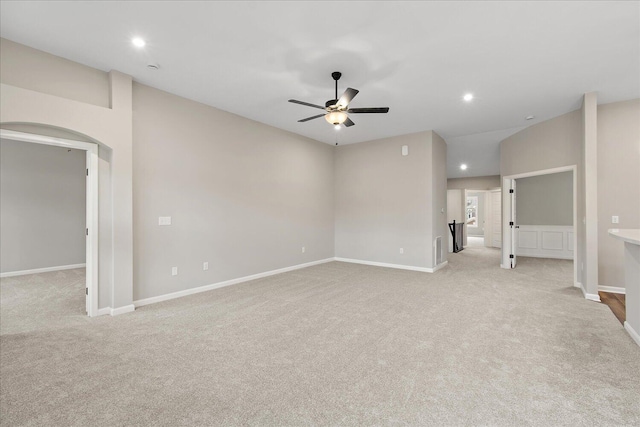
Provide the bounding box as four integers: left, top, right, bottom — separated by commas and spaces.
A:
583, 92, 598, 296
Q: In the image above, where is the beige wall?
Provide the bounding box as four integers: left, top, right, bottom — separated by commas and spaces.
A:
431, 132, 448, 265
132, 83, 334, 301
501, 110, 582, 177
335, 131, 446, 269
597, 99, 640, 289
447, 175, 500, 190
0, 38, 110, 108
335, 133, 429, 268
1, 38, 133, 310
500, 109, 585, 288
582, 93, 598, 297
501, 99, 640, 293
516, 171, 573, 226
1, 38, 339, 307
0, 139, 86, 273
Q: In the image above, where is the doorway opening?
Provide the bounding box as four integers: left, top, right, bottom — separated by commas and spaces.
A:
502, 165, 578, 287
0, 130, 99, 317
447, 188, 502, 253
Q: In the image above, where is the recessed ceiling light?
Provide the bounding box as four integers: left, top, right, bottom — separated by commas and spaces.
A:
525, 115, 535, 120
460, 164, 468, 170
132, 37, 146, 48
463, 93, 473, 102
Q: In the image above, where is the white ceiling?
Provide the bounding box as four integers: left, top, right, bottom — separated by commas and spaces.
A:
1, 1, 638, 178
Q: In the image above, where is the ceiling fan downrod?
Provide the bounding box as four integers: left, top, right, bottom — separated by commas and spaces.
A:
332, 71, 341, 102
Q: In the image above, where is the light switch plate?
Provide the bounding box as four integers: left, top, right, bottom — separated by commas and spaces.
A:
612, 216, 619, 224
171, 267, 178, 276
159, 216, 172, 226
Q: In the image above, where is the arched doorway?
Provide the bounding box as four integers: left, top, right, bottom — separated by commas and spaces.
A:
0, 128, 99, 316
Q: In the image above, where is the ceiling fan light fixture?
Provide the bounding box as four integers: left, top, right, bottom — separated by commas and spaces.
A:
325, 111, 348, 125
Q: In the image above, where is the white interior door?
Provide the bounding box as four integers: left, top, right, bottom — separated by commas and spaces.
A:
85, 154, 89, 314
483, 192, 490, 247
510, 180, 517, 268
491, 189, 502, 248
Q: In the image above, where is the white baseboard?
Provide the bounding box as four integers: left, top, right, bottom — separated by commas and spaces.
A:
579, 281, 601, 302
624, 321, 640, 347
0, 263, 86, 278
334, 257, 437, 273
598, 286, 625, 295
95, 305, 135, 317
427, 260, 448, 273
110, 304, 135, 316
97, 307, 111, 316
134, 258, 334, 308
516, 253, 573, 260
585, 293, 601, 302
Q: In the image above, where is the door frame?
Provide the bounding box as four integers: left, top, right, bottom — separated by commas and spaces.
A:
501, 165, 578, 287
1, 129, 99, 317
489, 188, 502, 249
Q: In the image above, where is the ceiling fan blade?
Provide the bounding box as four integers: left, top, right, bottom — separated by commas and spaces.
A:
298, 113, 326, 123
289, 99, 325, 110
344, 117, 355, 127
337, 88, 359, 108
348, 107, 390, 114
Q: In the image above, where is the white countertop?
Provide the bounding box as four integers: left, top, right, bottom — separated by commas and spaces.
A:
608, 229, 640, 245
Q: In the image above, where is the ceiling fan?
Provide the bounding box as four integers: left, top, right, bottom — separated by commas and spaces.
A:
288, 71, 389, 128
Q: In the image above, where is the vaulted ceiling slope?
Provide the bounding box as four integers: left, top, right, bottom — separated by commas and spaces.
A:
1, 1, 638, 178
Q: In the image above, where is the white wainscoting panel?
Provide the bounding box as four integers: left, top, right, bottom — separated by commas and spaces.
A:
516, 225, 573, 260
542, 231, 564, 250
518, 231, 538, 249
567, 232, 574, 251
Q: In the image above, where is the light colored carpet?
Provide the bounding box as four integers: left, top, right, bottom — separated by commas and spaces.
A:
1, 248, 639, 426
466, 236, 485, 247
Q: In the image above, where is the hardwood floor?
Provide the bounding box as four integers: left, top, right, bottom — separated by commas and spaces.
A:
599, 291, 626, 325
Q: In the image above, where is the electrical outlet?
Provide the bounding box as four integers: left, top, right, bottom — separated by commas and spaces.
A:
203, 262, 209, 271
399, 248, 404, 254
172, 267, 178, 276
301, 246, 305, 253
612, 216, 619, 224
159, 216, 172, 226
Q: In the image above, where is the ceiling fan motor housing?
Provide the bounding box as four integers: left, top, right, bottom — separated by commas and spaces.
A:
325, 99, 340, 109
